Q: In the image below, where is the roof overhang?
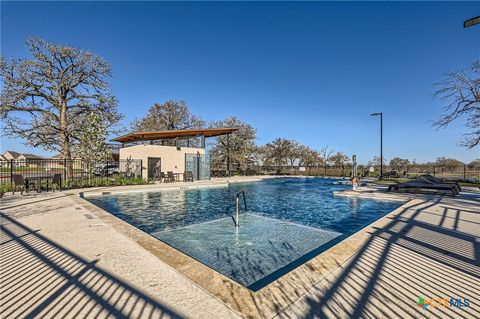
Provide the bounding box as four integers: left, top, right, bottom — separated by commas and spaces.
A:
111, 128, 239, 143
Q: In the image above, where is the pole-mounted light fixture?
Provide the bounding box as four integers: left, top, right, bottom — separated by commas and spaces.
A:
464, 16, 480, 28
370, 112, 383, 179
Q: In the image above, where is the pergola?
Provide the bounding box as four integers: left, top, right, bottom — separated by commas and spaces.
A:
112, 128, 239, 147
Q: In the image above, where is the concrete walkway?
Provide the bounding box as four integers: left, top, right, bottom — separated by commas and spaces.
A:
1, 181, 479, 318
0, 192, 240, 319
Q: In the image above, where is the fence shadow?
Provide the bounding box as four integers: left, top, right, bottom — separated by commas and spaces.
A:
0, 213, 184, 319
278, 198, 480, 318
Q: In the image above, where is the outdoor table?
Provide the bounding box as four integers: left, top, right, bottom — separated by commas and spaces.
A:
23, 173, 54, 193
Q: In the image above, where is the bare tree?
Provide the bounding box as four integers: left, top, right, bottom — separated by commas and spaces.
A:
0, 37, 122, 159
298, 145, 322, 167
131, 100, 204, 131
367, 155, 387, 169
250, 145, 267, 166
435, 60, 480, 149
318, 146, 335, 176
319, 146, 335, 166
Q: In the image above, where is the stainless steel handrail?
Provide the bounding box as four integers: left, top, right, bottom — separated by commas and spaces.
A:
233, 191, 247, 227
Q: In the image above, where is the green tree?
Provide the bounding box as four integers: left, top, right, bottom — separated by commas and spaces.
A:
209, 116, 256, 168
435, 157, 464, 172
264, 138, 301, 166
0, 37, 122, 159
330, 152, 351, 167
76, 112, 111, 163
132, 100, 204, 131
389, 157, 410, 171
435, 60, 480, 149
74, 112, 111, 180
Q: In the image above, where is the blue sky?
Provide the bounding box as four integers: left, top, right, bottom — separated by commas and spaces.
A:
1, 1, 479, 164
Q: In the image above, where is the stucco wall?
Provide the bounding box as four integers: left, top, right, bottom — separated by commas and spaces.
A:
119, 144, 206, 179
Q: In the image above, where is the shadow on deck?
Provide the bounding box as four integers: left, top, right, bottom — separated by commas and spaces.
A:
0, 212, 184, 319
278, 196, 480, 318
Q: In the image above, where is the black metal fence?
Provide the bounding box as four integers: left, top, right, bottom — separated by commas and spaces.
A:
212, 163, 480, 182
0, 158, 143, 189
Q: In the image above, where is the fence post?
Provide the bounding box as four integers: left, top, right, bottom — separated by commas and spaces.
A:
464, 164, 466, 180
433, 165, 436, 177
64, 158, 67, 182
140, 159, 143, 179
10, 159, 13, 184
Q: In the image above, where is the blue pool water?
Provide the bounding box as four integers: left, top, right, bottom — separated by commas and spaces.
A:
86, 178, 402, 289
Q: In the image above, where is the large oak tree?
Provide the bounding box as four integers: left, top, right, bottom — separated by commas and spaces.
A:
131, 100, 204, 131
209, 116, 256, 168
0, 37, 122, 159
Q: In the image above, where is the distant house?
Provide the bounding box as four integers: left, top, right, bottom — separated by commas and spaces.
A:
1, 151, 45, 168
2, 151, 21, 161
0, 154, 8, 168
51, 152, 82, 160
51, 150, 118, 162
18, 153, 44, 161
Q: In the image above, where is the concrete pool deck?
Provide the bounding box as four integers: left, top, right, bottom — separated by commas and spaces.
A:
1, 177, 479, 318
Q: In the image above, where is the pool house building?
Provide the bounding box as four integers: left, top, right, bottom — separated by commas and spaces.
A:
111, 128, 238, 181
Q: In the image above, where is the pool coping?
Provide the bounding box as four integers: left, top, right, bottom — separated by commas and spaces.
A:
74, 182, 415, 318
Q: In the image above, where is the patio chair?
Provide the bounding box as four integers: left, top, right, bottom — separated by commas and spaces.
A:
166, 171, 176, 183
418, 174, 462, 193
12, 174, 26, 195
387, 179, 458, 196
184, 171, 194, 182
159, 172, 166, 183
49, 173, 62, 192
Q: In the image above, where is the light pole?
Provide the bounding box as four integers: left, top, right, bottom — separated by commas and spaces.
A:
371, 112, 383, 179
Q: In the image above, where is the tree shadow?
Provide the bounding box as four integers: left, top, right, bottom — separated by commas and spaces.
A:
278, 197, 480, 318
0, 212, 184, 319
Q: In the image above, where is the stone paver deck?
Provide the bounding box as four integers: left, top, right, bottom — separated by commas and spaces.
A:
0, 191, 239, 319
1, 178, 479, 318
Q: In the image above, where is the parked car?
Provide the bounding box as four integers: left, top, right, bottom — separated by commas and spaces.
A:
94, 164, 119, 177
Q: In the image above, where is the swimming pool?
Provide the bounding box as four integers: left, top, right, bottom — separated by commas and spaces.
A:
86, 178, 402, 290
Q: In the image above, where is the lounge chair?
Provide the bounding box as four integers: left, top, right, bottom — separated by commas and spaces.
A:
418, 174, 462, 193
388, 179, 459, 196
184, 171, 194, 182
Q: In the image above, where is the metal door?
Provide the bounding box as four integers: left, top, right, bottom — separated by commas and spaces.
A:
147, 157, 161, 180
